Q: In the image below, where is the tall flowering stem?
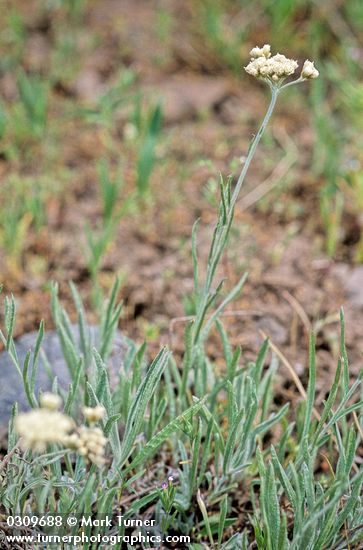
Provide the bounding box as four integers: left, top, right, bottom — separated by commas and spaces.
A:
191, 88, 278, 347
190, 44, 318, 364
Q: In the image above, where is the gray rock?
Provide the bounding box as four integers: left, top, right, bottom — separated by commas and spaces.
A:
331, 264, 363, 309
343, 266, 363, 308
0, 326, 127, 440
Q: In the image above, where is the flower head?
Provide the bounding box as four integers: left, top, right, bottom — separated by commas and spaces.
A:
245, 45, 319, 88
250, 44, 271, 59
245, 45, 298, 85
39, 392, 62, 411
63, 433, 80, 450
66, 426, 107, 466
15, 409, 74, 452
83, 405, 106, 424
301, 59, 319, 79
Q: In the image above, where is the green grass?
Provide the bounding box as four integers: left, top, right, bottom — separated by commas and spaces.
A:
0, 174, 58, 272
1, 264, 362, 547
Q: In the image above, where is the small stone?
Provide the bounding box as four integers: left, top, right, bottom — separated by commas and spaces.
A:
341, 266, 363, 308
331, 264, 363, 309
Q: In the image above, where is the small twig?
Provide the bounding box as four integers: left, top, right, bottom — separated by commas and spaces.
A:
330, 521, 363, 550
259, 329, 318, 416
290, 311, 298, 356
353, 410, 363, 442
313, 312, 340, 334
282, 290, 312, 336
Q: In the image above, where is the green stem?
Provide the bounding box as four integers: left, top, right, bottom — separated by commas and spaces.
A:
231, 87, 278, 206
280, 76, 305, 90
192, 88, 279, 345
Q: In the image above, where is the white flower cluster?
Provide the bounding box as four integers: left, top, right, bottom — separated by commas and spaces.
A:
63, 404, 107, 466
245, 44, 298, 83
245, 44, 318, 85
39, 392, 63, 411
15, 408, 74, 453
15, 395, 108, 467
65, 426, 107, 466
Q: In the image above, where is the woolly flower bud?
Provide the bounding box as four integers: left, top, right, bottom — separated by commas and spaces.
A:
245, 45, 298, 85
63, 433, 81, 450
77, 426, 107, 466
301, 59, 319, 79
39, 392, 62, 411
250, 44, 271, 59
15, 409, 74, 453
83, 405, 106, 424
